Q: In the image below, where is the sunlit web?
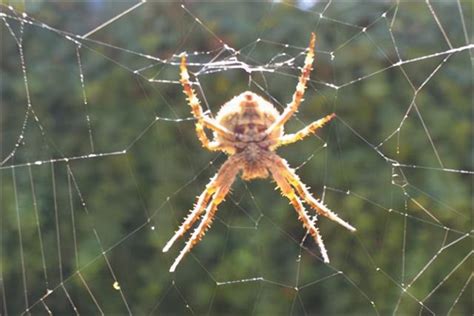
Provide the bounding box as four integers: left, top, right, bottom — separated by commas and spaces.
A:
1, 1, 472, 315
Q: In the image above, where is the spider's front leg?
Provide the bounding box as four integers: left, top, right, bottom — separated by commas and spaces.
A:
165, 155, 242, 272
265, 32, 316, 136
274, 156, 356, 232
169, 187, 223, 272
180, 54, 235, 151
269, 164, 330, 263
162, 174, 218, 253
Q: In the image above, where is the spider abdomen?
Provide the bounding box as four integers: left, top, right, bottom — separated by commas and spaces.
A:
214, 91, 282, 152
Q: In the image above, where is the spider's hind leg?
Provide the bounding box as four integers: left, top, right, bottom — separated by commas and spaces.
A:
265, 32, 316, 136
180, 54, 234, 151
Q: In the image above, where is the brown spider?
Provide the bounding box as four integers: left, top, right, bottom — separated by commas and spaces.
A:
163, 33, 356, 272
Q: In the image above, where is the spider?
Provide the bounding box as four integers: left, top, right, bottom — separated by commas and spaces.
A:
163, 33, 356, 272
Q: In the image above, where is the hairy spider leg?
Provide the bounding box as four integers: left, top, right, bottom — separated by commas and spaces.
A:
180, 54, 235, 151
168, 156, 241, 272
274, 156, 356, 232
270, 164, 330, 263
163, 155, 241, 252
265, 32, 316, 136
162, 175, 217, 253
276, 113, 336, 148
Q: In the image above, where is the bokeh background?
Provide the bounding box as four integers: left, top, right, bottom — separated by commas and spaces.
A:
1, 1, 472, 315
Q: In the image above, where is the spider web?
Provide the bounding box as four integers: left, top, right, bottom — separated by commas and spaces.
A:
1, 1, 472, 315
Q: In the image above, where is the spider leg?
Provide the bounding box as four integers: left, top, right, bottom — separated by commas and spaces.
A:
274, 156, 356, 232
270, 165, 330, 263
265, 33, 316, 136
162, 175, 218, 253
180, 54, 235, 150
167, 156, 241, 272
276, 113, 336, 148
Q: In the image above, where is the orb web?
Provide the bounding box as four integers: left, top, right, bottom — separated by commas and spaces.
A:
1, 1, 472, 315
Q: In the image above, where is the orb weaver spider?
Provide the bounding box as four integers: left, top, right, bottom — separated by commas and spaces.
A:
163, 33, 356, 272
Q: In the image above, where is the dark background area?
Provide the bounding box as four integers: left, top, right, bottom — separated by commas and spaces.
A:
1, 1, 472, 315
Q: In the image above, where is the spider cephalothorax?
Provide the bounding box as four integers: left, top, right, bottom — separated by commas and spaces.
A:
163, 33, 356, 272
